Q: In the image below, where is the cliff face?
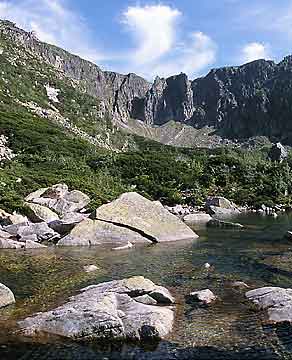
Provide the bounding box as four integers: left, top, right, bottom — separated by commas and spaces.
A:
3, 19, 292, 146
137, 57, 292, 144
0, 20, 150, 124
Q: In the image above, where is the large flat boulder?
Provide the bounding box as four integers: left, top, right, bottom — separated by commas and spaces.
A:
246, 287, 292, 323
57, 219, 152, 246
91, 192, 198, 242
18, 276, 174, 342
0, 283, 15, 308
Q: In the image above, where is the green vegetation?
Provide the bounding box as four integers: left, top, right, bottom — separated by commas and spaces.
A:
1, 107, 292, 213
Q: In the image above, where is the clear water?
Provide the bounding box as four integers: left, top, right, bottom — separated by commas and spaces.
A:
1, 213, 292, 359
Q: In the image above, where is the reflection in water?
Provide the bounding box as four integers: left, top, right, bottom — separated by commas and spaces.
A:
1, 213, 292, 358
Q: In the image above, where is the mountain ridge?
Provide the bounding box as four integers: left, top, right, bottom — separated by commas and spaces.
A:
2, 19, 292, 147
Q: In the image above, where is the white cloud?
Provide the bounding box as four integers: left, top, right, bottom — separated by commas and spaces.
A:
0, 1, 217, 79
0, 0, 104, 62
121, 5, 217, 79
122, 5, 181, 65
240, 42, 271, 63
151, 32, 217, 78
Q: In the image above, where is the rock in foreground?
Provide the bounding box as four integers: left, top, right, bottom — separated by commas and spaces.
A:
246, 287, 292, 323
189, 289, 217, 305
91, 192, 198, 242
0, 283, 15, 308
18, 276, 174, 342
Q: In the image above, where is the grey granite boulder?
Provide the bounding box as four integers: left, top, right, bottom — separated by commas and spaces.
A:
183, 213, 212, 224
25, 184, 90, 216
0, 209, 28, 226
189, 289, 217, 305
4, 222, 59, 243
205, 197, 241, 219
25, 203, 59, 223
0, 238, 25, 249
49, 212, 88, 235
18, 276, 174, 342
91, 192, 198, 242
246, 287, 292, 323
57, 219, 151, 246
0, 283, 15, 308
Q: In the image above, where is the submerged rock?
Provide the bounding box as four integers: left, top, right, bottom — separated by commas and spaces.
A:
91, 192, 198, 242
0, 283, 15, 308
83, 265, 99, 273
112, 242, 133, 251
189, 289, 217, 305
246, 287, 292, 324
207, 219, 244, 229
18, 276, 174, 342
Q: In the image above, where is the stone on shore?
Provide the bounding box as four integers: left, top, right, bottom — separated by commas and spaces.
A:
57, 219, 151, 246
246, 287, 292, 324
91, 192, 198, 242
0, 283, 15, 308
25, 202, 59, 223
183, 213, 212, 224
0, 238, 25, 249
18, 276, 175, 342
49, 212, 89, 235
0, 209, 28, 226
4, 222, 59, 243
205, 197, 241, 219
25, 184, 90, 216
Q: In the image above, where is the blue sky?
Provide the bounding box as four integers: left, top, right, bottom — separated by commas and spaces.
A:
0, 0, 292, 79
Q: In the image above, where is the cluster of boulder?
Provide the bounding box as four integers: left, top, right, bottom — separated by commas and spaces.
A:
181, 196, 244, 229
0, 184, 198, 249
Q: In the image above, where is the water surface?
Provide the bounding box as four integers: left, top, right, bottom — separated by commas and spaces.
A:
1, 213, 292, 359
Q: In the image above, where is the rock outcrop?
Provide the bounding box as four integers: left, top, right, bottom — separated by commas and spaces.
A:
4, 20, 292, 146
18, 276, 174, 342
268, 143, 288, 162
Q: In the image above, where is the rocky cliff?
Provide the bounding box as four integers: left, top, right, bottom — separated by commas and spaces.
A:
2, 19, 292, 147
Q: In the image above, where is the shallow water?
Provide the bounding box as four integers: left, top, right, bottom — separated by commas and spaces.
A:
1, 213, 292, 359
